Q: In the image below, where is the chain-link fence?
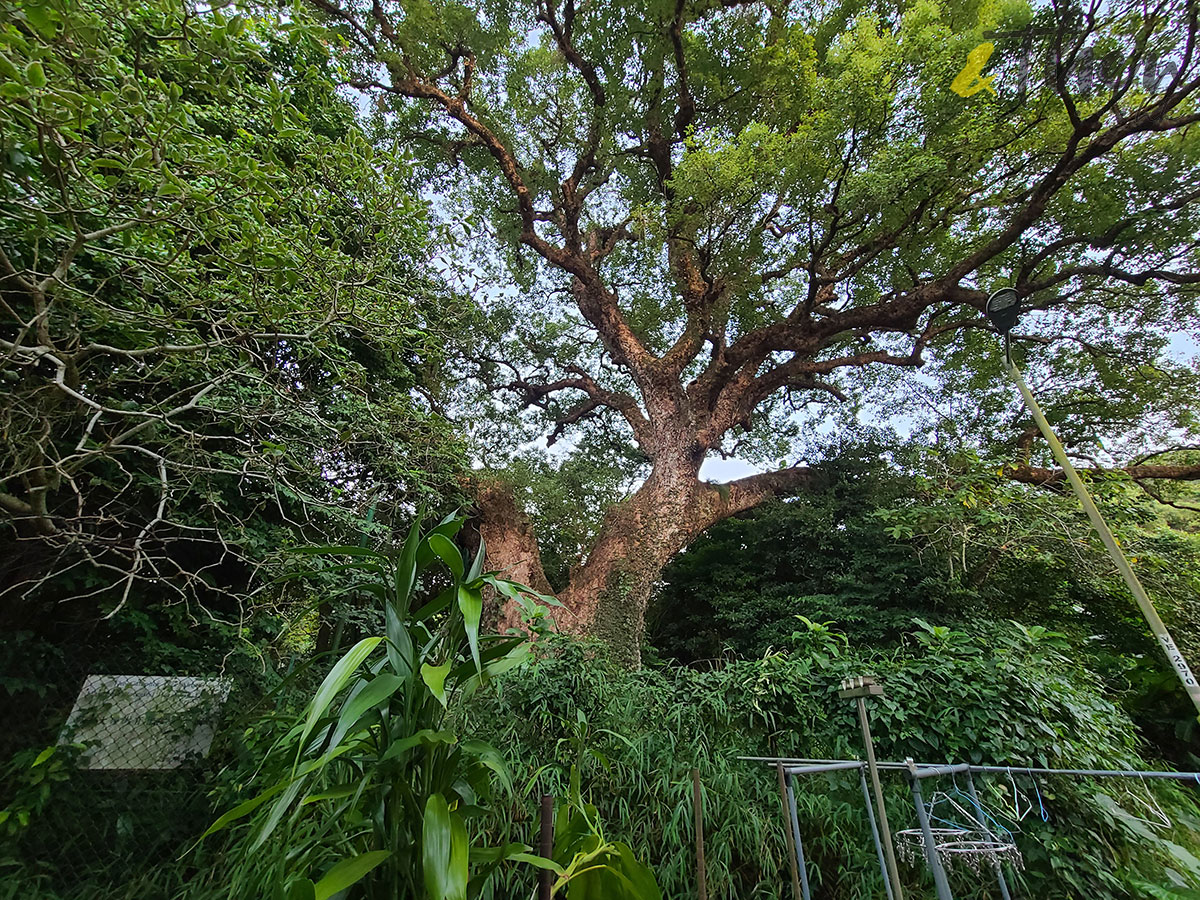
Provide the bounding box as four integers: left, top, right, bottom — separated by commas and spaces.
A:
0, 635, 291, 900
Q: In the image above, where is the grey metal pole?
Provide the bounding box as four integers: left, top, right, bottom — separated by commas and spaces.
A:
964, 769, 1012, 900
777, 762, 803, 900
857, 696, 906, 900
785, 773, 813, 900
1006, 356, 1200, 717
907, 761, 954, 900
859, 768, 897, 900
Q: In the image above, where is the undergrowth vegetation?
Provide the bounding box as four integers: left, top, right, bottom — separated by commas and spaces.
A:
465, 630, 1200, 900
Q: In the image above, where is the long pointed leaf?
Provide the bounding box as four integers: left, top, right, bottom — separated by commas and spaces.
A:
314, 851, 392, 900
297, 637, 382, 762
457, 585, 483, 674
423, 794, 453, 900
427, 533, 464, 584
329, 673, 404, 747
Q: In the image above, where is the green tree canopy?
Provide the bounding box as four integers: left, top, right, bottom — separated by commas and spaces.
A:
0, 0, 468, 627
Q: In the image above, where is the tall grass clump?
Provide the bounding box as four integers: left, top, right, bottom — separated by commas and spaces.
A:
464, 623, 1200, 900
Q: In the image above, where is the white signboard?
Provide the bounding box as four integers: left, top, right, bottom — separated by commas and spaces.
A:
60, 675, 232, 770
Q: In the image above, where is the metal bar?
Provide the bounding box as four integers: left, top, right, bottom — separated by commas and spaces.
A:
907, 763, 954, 900
693, 768, 708, 900
964, 769, 1012, 900
538, 794, 554, 900
785, 773, 813, 900
859, 768, 896, 900
969, 765, 1200, 781
740, 757, 1200, 781
857, 697, 906, 900
784, 761, 866, 776
911, 764, 973, 781
777, 762, 803, 900
1006, 357, 1200, 716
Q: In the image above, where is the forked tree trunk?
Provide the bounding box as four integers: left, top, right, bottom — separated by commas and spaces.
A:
476, 457, 815, 666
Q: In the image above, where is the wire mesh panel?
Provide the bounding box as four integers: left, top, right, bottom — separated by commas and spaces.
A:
0, 659, 242, 899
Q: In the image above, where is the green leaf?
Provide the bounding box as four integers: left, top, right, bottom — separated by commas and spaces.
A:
379, 728, 457, 762
330, 672, 404, 745
466, 536, 486, 582
421, 661, 452, 708
458, 585, 483, 673
423, 797, 468, 900
427, 533, 464, 584
313, 851, 392, 900
297, 637, 382, 761
25, 61, 46, 89
460, 739, 513, 795
200, 778, 292, 838
24, 4, 57, 38
285, 879, 315, 900
395, 513, 423, 608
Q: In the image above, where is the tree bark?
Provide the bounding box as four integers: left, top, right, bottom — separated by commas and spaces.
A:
477, 456, 816, 665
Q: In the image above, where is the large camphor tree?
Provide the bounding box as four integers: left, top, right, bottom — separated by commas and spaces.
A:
313, 0, 1200, 662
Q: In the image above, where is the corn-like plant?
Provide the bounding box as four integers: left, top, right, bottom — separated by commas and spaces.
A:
203, 512, 558, 899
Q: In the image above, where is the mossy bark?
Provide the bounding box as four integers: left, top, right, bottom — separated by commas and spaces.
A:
475, 456, 818, 666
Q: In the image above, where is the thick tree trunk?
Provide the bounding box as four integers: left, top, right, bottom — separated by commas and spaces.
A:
476, 458, 816, 665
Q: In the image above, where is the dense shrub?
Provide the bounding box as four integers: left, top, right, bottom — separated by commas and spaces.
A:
467, 626, 1200, 899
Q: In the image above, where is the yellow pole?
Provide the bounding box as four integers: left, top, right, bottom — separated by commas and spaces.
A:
1006, 356, 1200, 717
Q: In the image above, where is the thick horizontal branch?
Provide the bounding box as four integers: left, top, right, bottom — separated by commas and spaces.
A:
1007, 462, 1200, 486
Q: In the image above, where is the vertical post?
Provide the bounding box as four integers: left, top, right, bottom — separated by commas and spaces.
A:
964, 770, 1012, 900
692, 768, 708, 900
539, 793, 554, 900
906, 763, 953, 900
1006, 357, 1200, 717
776, 762, 803, 900
840, 681, 904, 900
784, 773, 813, 900
859, 768, 896, 900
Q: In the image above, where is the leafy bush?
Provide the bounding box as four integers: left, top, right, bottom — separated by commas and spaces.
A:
467, 624, 1200, 900
202, 513, 556, 899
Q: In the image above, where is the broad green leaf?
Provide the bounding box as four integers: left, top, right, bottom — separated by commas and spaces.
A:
420, 796, 460, 900
314, 851, 392, 900
380, 728, 457, 762
329, 672, 404, 746
296, 637, 382, 763
421, 661, 452, 707
460, 738, 513, 794
415, 519, 465, 569
25, 61, 46, 89
465, 536, 486, 582
427, 533, 464, 584
285, 879, 315, 900
386, 604, 416, 679
395, 513, 423, 607
458, 585, 483, 673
